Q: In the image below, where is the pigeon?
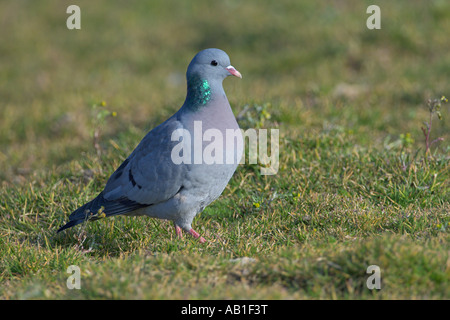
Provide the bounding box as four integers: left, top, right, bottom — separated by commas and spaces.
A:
58, 48, 243, 243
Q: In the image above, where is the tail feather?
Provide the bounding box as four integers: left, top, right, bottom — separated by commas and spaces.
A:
57, 192, 149, 233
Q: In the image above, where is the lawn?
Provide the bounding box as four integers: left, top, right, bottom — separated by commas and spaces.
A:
0, 0, 449, 299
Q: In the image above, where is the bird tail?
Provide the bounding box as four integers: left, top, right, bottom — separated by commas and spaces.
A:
57, 191, 149, 233
57, 192, 109, 233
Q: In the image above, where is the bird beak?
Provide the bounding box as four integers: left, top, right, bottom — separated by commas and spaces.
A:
226, 65, 242, 78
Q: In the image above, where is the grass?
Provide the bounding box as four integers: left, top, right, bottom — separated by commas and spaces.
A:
0, 0, 449, 299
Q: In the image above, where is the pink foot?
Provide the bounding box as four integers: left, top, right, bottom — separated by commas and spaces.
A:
174, 224, 183, 238
189, 228, 206, 243
173, 223, 206, 243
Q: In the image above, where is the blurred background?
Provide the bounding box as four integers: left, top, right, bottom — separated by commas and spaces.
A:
0, 0, 449, 184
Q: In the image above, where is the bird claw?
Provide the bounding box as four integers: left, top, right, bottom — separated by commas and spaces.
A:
189, 228, 206, 243
174, 224, 183, 238
189, 229, 206, 243
173, 223, 206, 243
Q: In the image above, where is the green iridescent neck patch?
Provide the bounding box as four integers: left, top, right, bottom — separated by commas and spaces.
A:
186, 76, 211, 111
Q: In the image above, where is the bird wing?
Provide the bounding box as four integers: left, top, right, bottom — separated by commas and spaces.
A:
102, 115, 186, 206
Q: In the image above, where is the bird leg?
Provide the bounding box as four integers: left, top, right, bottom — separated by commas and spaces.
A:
173, 222, 206, 243
189, 228, 206, 243
174, 222, 183, 238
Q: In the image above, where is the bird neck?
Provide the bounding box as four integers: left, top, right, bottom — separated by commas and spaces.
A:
184, 75, 224, 111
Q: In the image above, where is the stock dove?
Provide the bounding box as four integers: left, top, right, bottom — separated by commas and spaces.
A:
58, 48, 243, 243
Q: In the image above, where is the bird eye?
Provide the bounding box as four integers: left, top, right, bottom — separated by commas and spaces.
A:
210, 60, 218, 66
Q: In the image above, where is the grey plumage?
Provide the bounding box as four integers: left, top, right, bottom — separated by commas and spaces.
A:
58, 48, 243, 242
